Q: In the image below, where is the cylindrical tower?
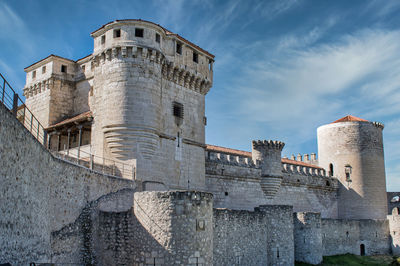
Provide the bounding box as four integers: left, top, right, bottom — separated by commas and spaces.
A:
317, 115, 387, 219
91, 21, 165, 162
252, 140, 285, 198
133, 191, 214, 265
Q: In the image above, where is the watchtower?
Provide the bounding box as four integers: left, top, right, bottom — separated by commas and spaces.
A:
90, 20, 214, 190
317, 115, 387, 219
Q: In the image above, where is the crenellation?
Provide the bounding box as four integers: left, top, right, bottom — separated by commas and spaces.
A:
3, 19, 394, 266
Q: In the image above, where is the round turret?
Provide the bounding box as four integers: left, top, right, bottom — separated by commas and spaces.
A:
252, 140, 285, 198
317, 115, 387, 219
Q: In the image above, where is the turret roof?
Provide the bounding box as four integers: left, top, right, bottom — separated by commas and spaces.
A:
331, 115, 368, 124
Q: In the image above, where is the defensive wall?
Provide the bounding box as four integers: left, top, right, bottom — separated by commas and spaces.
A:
0, 103, 135, 265
205, 146, 339, 218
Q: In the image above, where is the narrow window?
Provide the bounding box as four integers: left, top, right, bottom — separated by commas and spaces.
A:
155, 33, 160, 43
193, 51, 198, 63
177, 132, 180, 147
61, 65, 67, 73
113, 29, 121, 38
82, 65, 85, 72
173, 102, 184, 119
346, 231, 349, 238
329, 163, 334, 177
326, 181, 330, 186
101, 35, 105, 44
209, 59, 213, 71
225, 192, 228, 196
176, 42, 182, 55
42, 66, 46, 74
135, 28, 144, 37
32, 71, 36, 79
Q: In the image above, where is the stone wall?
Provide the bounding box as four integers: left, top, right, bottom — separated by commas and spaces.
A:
321, 218, 390, 256
205, 151, 338, 218
0, 103, 135, 265
388, 213, 400, 255
294, 212, 323, 265
213, 205, 294, 266
96, 191, 213, 265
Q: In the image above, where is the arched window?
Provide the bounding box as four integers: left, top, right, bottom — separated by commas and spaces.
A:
392, 207, 400, 215
329, 163, 334, 177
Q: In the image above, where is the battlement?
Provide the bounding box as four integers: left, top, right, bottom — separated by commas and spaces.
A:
252, 140, 285, 150
205, 146, 326, 178
373, 121, 385, 130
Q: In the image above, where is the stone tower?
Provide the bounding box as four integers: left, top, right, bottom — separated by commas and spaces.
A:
317, 115, 387, 219
89, 20, 214, 190
252, 140, 285, 198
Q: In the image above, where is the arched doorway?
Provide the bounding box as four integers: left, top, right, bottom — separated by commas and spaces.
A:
360, 244, 365, 256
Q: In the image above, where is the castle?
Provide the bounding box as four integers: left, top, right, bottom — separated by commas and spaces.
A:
1, 19, 399, 265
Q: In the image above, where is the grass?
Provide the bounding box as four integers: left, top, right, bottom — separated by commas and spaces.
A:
295, 254, 399, 266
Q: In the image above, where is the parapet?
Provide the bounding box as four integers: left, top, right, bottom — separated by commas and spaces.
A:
373, 121, 385, 130
252, 140, 285, 151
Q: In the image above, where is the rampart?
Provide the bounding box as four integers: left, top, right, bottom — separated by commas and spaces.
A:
0, 103, 135, 265
205, 148, 339, 217
213, 205, 294, 265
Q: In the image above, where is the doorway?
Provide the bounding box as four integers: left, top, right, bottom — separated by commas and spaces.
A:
360, 244, 365, 256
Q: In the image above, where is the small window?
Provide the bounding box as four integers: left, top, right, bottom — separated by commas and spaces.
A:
225, 192, 228, 196
61, 65, 67, 73
135, 28, 144, 37
176, 42, 182, 55
42, 66, 46, 74
173, 102, 184, 119
32, 71, 36, 79
329, 163, 334, 177
155, 33, 160, 43
193, 52, 198, 63
209, 59, 213, 71
101, 35, 105, 44
113, 29, 121, 38
82, 65, 85, 72
326, 181, 330, 186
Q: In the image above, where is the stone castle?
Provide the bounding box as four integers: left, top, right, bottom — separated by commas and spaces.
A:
1, 19, 400, 265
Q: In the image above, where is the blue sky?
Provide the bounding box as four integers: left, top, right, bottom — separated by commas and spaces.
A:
1, 0, 400, 190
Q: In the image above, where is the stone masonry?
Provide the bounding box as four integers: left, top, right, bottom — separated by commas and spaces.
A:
1, 20, 399, 265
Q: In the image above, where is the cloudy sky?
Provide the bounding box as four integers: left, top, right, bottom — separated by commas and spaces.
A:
1, 0, 400, 190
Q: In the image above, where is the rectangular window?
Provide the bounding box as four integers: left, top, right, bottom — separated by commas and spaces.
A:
82, 65, 85, 72
135, 28, 144, 37
173, 102, 184, 119
32, 71, 36, 79
155, 33, 160, 43
176, 42, 182, 55
101, 35, 105, 44
193, 52, 198, 63
113, 29, 121, 38
42, 66, 46, 74
61, 65, 67, 73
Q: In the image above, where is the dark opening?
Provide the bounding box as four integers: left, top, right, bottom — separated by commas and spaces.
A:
277, 248, 280, 258
346, 231, 349, 238
360, 244, 365, 256
135, 28, 144, 37
209, 59, 212, 70
101, 35, 105, 44
32, 71, 36, 79
193, 52, 198, 63
61, 65, 67, 73
155, 33, 160, 43
176, 42, 182, 54
42, 66, 46, 74
113, 29, 121, 38
326, 181, 330, 186
329, 163, 334, 177
225, 192, 228, 196
173, 102, 183, 119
